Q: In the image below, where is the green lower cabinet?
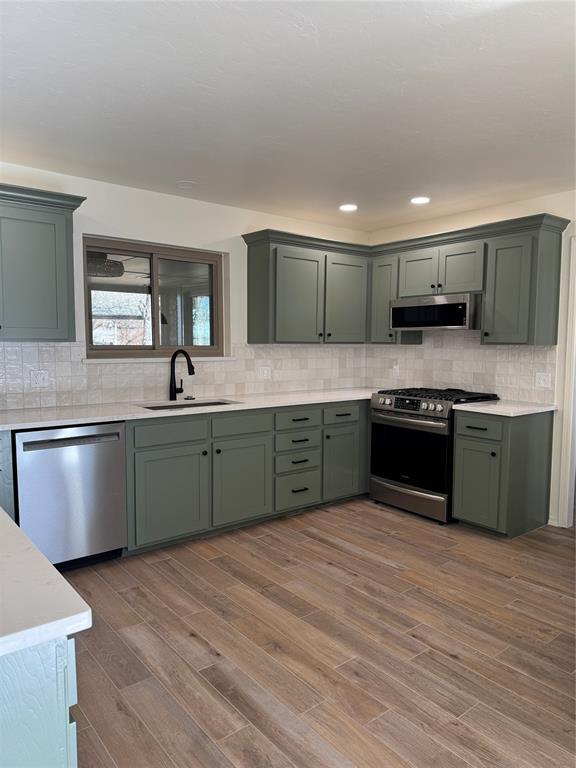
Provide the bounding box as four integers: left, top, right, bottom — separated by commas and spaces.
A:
453, 438, 501, 530
0, 637, 77, 768
213, 434, 273, 526
134, 443, 211, 547
323, 424, 361, 501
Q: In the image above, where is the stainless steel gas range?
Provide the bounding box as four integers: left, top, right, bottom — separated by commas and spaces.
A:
370, 387, 499, 523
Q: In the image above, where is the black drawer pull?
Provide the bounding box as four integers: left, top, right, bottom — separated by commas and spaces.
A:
292, 417, 309, 422
292, 438, 309, 443
336, 412, 351, 417
292, 487, 309, 494
291, 458, 309, 465
466, 425, 488, 431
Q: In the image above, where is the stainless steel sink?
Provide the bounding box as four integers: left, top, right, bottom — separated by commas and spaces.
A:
142, 399, 237, 411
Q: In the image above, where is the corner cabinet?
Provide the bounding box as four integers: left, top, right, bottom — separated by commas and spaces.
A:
370, 254, 422, 345
0, 184, 85, 341
452, 410, 553, 536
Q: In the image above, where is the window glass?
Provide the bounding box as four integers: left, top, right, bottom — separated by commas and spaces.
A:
158, 258, 214, 347
87, 252, 152, 347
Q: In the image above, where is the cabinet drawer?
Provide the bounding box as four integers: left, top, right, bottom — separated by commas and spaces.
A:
323, 404, 360, 424
276, 469, 322, 511
275, 448, 321, 474
134, 418, 208, 448
212, 411, 273, 438
275, 408, 322, 430
275, 429, 321, 452
456, 415, 503, 441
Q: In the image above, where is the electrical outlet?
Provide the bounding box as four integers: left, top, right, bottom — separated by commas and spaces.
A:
257, 365, 272, 380
30, 369, 50, 388
535, 372, 552, 389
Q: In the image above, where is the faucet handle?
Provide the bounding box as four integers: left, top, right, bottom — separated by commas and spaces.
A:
176, 378, 184, 395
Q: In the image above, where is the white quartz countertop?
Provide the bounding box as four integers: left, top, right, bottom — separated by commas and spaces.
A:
0, 388, 375, 431
453, 400, 557, 417
0, 510, 91, 656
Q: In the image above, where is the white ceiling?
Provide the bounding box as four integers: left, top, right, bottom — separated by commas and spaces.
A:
1, 1, 574, 231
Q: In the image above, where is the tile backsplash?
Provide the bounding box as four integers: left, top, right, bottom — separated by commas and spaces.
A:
0, 332, 556, 410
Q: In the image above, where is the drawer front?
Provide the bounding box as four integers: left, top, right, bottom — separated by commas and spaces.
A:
275, 408, 322, 431
134, 418, 208, 448
212, 411, 274, 438
323, 404, 360, 424
275, 448, 321, 474
456, 414, 503, 441
276, 469, 322, 511
275, 429, 321, 452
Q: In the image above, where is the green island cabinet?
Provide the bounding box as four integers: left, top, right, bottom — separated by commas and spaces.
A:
0, 184, 85, 341
125, 400, 369, 552
452, 410, 553, 536
244, 214, 569, 346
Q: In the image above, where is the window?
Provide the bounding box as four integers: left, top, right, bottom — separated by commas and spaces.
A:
84, 236, 224, 357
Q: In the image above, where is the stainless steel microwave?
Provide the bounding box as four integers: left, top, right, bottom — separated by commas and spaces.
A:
390, 293, 481, 331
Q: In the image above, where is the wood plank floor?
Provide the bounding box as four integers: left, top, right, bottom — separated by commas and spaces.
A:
66, 499, 576, 768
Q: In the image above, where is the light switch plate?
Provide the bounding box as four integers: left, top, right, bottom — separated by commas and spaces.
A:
535, 372, 552, 389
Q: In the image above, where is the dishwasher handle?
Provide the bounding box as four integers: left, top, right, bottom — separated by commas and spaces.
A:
22, 432, 122, 452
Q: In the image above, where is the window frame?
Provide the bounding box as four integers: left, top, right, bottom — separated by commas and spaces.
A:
83, 235, 225, 359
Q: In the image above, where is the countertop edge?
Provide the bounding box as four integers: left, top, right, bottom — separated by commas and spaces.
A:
453, 402, 557, 417
0, 608, 92, 658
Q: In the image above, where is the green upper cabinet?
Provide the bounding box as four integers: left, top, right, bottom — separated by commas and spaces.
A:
275, 245, 325, 343
134, 442, 211, 547
370, 255, 397, 343
398, 248, 439, 297
483, 235, 532, 344
437, 240, 485, 294
0, 185, 85, 342
324, 253, 368, 343
212, 434, 273, 526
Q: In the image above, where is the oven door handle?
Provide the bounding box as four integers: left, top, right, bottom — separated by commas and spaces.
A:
371, 411, 449, 433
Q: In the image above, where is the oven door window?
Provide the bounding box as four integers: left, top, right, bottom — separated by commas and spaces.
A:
371, 422, 449, 494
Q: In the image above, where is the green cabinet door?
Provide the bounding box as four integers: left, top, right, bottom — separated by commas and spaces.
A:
370, 255, 398, 343
483, 235, 532, 344
453, 438, 501, 530
0, 204, 73, 340
275, 245, 325, 342
437, 241, 485, 294
213, 434, 273, 526
134, 443, 211, 547
323, 425, 360, 501
324, 253, 368, 342
398, 248, 439, 297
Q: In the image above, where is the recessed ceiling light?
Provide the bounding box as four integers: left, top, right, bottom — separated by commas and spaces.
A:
339, 203, 358, 212
410, 196, 431, 205
176, 180, 198, 189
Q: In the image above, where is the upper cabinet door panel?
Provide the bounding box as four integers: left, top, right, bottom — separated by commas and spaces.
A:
483, 235, 532, 344
275, 246, 325, 343
370, 255, 398, 343
0, 205, 71, 340
437, 241, 485, 294
398, 248, 439, 297
324, 253, 368, 343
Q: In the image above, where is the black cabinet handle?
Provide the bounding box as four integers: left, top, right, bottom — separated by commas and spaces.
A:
292, 417, 309, 422
202, 450, 208, 456
326, 435, 331, 440
292, 487, 309, 494
490, 451, 497, 457
484, 332, 490, 337
336, 412, 351, 417
292, 438, 309, 443
430, 284, 436, 289
215, 448, 222, 454
388, 333, 394, 338
291, 458, 309, 465
437, 283, 443, 289
327, 332, 332, 337
466, 426, 488, 431
318, 332, 323, 337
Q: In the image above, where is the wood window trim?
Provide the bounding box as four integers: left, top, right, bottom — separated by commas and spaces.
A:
83, 234, 225, 359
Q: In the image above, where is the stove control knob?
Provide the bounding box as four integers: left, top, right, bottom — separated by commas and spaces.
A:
428, 402, 435, 410
385, 398, 392, 406
436, 404, 444, 412
378, 397, 384, 405
421, 402, 428, 410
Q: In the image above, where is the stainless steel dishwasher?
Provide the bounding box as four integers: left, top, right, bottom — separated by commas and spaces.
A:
15, 423, 127, 564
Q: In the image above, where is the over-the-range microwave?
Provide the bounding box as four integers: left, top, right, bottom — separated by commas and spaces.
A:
390, 293, 482, 331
